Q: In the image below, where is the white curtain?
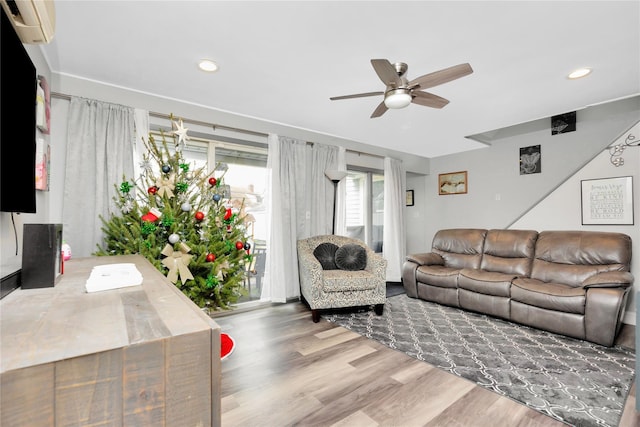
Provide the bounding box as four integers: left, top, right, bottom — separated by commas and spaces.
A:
262, 135, 305, 302
309, 143, 339, 236
132, 108, 149, 179
334, 147, 348, 236
262, 135, 339, 302
63, 97, 135, 257
382, 157, 406, 282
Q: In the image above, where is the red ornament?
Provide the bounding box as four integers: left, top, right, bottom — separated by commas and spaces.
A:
208, 177, 217, 186
147, 186, 158, 195
206, 253, 216, 262
235, 241, 244, 250
224, 208, 232, 221
194, 211, 205, 221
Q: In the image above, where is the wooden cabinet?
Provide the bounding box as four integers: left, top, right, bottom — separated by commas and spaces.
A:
1, 255, 221, 427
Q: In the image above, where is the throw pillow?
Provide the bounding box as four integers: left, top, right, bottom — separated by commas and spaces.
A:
335, 244, 367, 271
313, 242, 339, 270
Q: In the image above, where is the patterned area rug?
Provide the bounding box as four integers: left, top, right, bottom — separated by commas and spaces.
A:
324, 294, 635, 427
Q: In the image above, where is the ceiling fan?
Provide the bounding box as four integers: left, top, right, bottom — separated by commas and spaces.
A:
330, 59, 473, 118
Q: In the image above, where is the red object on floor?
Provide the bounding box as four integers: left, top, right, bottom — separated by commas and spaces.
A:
220, 333, 235, 360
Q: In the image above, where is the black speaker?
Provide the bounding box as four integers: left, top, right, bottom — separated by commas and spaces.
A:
21, 224, 63, 289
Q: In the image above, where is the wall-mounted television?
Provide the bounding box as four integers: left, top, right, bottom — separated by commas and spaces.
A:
0, 6, 37, 213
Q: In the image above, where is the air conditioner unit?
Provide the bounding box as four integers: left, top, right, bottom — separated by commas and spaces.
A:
0, 0, 55, 44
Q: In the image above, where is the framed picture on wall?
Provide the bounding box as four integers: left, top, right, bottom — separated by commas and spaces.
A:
406, 190, 414, 206
438, 171, 467, 195
581, 176, 634, 225
520, 145, 541, 175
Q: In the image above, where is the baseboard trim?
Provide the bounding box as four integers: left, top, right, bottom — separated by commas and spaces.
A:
1, 269, 21, 299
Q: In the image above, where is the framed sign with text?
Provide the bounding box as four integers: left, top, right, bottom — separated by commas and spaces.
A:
581, 176, 634, 225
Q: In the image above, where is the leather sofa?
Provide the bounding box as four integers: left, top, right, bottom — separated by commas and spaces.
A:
402, 229, 634, 346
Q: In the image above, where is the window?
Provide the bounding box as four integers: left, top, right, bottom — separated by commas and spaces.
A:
345, 169, 384, 253
212, 146, 268, 244
149, 132, 268, 243
149, 131, 268, 303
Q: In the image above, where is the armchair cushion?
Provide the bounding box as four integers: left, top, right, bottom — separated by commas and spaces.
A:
335, 243, 367, 271
313, 242, 339, 270
322, 270, 378, 292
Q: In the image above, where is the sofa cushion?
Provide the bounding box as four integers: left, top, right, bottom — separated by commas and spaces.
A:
459, 288, 510, 319
313, 242, 339, 270
416, 265, 460, 289
431, 228, 487, 269
458, 268, 514, 297
530, 231, 631, 286
511, 277, 586, 314
335, 244, 367, 271
511, 301, 586, 341
480, 229, 538, 276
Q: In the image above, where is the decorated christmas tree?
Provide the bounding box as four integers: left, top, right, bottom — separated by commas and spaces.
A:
94, 116, 253, 310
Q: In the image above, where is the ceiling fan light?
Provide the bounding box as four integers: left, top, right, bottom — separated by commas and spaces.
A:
384, 90, 412, 109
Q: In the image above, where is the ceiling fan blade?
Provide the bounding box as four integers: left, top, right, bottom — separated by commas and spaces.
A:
330, 91, 383, 101
411, 91, 450, 109
408, 63, 473, 91
371, 59, 402, 88
370, 101, 388, 118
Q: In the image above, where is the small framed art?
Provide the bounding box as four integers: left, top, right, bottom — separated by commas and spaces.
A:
406, 190, 414, 206
519, 145, 541, 175
439, 171, 467, 195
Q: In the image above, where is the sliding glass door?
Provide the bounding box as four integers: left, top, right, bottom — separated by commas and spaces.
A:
152, 132, 269, 303
345, 169, 384, 253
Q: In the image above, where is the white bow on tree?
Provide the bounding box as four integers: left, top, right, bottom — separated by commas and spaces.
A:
161, 243, 194, 284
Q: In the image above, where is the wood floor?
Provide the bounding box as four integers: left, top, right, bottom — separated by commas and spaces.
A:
213, 301, 638, 427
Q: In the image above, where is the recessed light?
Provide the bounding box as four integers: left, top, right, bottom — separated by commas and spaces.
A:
198, 59, 218, 72
568, 68, 591, 79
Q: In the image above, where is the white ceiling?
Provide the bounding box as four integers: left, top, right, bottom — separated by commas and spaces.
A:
40, 1, 640, 158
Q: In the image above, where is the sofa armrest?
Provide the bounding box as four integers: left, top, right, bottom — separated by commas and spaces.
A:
583, 271, 634, 289
584, 286, 631, 346
297, 248, 323, 289
365, 250, 388, 278
406, 252, 444, 266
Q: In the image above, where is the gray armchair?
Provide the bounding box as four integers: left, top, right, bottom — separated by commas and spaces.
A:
297, 235, 387, 322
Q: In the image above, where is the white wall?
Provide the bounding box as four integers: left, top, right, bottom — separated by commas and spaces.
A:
419, 97, 640, 324
405, 172, 427, 255
424, 96, 640, 245
512, 123, 640, 324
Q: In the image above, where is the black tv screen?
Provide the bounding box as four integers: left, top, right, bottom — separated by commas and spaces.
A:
1, 7, 37, 213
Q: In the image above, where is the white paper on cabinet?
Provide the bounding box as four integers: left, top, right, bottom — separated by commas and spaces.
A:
85, 263, 143, 293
